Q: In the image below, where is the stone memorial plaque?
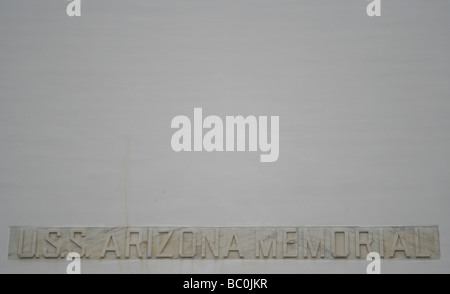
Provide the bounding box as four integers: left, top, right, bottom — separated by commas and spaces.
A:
8, 226, 440, 260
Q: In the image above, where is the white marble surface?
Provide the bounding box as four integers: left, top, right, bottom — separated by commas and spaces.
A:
1, 0, 450, 273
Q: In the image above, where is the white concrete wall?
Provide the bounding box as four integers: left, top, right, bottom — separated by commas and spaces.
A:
0, 0, 449, 273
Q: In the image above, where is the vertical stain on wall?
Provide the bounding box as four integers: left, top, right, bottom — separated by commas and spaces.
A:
119, 135, 131, 227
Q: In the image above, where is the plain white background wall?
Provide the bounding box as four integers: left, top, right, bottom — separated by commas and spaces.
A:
0, 0, 449, 273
